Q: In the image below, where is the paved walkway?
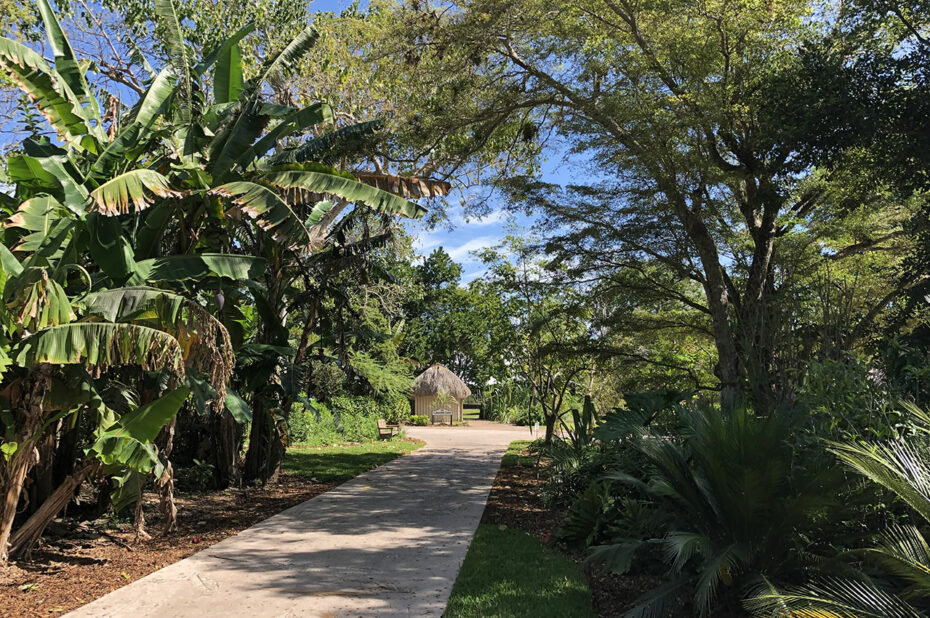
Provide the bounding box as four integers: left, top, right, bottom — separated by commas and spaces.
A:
67, 422, 532, 618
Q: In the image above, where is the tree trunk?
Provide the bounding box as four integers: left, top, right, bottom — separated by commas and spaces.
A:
212, 410, 239, 488
27, 430, 57, 517
243, 244, 288, 485
0, 366, 52, 565
0, 447, 35, 565
52, 413, 81, 490
243, 399, 285, 485
155, 419, 178, 534
543, 412, 557, 444
9, 461, 99, 560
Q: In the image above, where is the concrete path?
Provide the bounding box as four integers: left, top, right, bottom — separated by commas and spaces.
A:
67, 422, 532, 618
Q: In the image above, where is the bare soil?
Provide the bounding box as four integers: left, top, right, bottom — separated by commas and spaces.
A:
0, 474, 336, 618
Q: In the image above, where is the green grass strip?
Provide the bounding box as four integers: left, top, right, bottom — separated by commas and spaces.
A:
446, 524, 596, 617
282, 439, 422, 482
500, 440, 536, 468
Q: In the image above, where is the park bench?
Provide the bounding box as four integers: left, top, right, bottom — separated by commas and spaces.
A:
377, 418, 399, 439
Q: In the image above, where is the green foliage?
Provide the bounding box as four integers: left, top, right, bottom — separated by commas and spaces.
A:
175, 458, 216, 492
406, 414, 428, 426
561, 398, 847, 616
445, 524, 596, 618
746, 405, 930, 617
288, 395, 406, 444
500, 440, 536, 468
281, 440, 422, 482
801, 357, 900, 440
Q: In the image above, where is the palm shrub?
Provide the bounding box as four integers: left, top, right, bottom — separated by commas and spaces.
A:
745, 402, 930, 617
565, 400, 845, 617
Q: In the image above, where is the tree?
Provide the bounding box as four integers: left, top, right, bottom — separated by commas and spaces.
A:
339, 0, 918, 410
480, 236, 597, 443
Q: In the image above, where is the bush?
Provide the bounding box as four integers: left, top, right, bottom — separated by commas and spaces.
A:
330, 395, 379, 442
559, 397, 850, 617
376, 393, 411, 424
287, 398, 340, 445
407, 414, 429, 426
174, 458, 216, 492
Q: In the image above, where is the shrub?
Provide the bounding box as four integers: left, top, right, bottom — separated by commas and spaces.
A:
560, 398, 849, 617
330, 395, 379, 442
407, 414, 429, 426
287, 398, 340, 445
174, 459, 216, 492
376, 393, 411, 424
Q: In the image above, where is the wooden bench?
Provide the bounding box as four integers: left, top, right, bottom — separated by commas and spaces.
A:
377, 419, 399, 439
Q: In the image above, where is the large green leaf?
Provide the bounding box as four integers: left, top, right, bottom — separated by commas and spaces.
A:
263, 170, 427, 219
35, 0, 102, 135
211, 181, 311, 246
3, 195, 69, 252
251, 27, 318, 92
208, 100, 268, 180
154, 0, 191, 121
129, 253, 265, 284
237, 103, 333, 168
97, 387, 189, 444
194, 23, 254, 77
224, 389, 251, 424
0, 243, 23, 278
90, 69, 178, 176
0, 37, 93, 151
87, 213, 137, 280
89, 387, 189, 473
13, 323, 185, 378
214, 39, 244, 104
6, 153, 88, 209
133, 203, 176, 259
126, 67, 178, 128
90, 169, 179, 216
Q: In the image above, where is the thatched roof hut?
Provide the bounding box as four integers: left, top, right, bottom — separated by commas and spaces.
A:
410, 364, 471, 423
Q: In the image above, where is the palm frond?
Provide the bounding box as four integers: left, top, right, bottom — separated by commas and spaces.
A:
744, 577, 923, 618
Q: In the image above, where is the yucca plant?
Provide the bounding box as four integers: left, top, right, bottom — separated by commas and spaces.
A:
745, 402, 930, 617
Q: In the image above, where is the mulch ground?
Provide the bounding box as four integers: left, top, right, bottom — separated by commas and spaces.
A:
481, 455, 663, 618
0, 474, 337, 618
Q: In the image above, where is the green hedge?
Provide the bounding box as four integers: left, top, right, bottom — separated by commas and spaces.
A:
287, 394, 411, 445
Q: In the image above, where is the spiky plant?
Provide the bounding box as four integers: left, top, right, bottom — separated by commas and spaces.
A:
745, 402, 930, 618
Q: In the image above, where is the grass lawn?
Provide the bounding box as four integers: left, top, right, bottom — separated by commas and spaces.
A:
445, 524, 596, 618
282, 439, 423, 482
500, 440, 536, 467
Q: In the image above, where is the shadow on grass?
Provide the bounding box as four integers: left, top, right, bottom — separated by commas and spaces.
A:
445, 524, 596, 618
282, 441, 422, 482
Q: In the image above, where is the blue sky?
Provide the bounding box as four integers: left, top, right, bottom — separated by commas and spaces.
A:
403, 151, 574, 283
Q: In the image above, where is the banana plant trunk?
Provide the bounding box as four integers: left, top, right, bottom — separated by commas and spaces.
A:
9, 460, 100, 559
243, 246, 288, 485
212, 410, 239, 488
0, 366, 52, 565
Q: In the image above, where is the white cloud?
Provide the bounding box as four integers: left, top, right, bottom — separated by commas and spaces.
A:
460, 210, 508, 226
445, 235, 502, 262
461, 267, 488, 284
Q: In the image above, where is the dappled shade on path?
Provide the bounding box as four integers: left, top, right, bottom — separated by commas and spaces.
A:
65, 424, 525, 617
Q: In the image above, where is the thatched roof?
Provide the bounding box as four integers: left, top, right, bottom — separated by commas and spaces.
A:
411, 364, 472, 399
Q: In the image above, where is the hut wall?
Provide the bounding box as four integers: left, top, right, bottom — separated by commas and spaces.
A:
414, 396, 463, 422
